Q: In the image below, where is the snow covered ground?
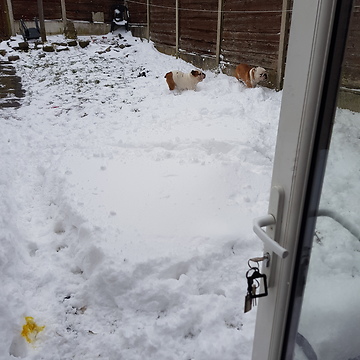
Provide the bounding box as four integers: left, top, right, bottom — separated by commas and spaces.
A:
0, 31, 359, 360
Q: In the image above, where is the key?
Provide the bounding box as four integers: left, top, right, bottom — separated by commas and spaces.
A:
246, 267, 268, 299
244, 260, 269, 313
244, 272, 254, 313
249, 256, 267, 263
252, 283, 257, 306
246, 268, 255, 294
251, 271, 268, 298
248, 253, 270, 268
244, 266, 268, 313
244, 293, 252, 313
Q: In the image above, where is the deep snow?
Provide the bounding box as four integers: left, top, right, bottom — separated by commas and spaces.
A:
0, 31, 359, 360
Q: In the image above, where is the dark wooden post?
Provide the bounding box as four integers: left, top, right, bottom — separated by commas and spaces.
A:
1, 0, 15, 38
277, 0, 292, 90
0, 0, 10, 39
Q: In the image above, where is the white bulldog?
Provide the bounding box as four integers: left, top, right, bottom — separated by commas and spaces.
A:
164, 70, 206, 91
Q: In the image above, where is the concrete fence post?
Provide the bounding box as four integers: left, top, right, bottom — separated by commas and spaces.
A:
176, 0, 179, 58
216, 0, 223, 66
60, 0, 67, 32
37, 0, 47, 42
5, 0, 15, 36
146, 0, 150, 40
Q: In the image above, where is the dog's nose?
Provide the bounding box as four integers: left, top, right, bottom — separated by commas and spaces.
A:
263, 73, 267, 79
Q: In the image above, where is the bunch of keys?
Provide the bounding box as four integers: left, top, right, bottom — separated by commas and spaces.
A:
244, 259, 268, 313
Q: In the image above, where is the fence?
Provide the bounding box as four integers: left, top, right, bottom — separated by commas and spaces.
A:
8, 0, 119, 22
0, 0, 123, 38
1, 0, 359, 100
127, 0, 360, 107
127, 0, 291, 89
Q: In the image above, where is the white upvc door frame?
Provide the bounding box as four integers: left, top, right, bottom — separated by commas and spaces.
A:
251, 0, 354, 359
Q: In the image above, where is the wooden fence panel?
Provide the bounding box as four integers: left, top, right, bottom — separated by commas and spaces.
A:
65, 0, 120, 23
342, 5, 360, 89
178, 0, 218, 56
12, 0, 62, 20
12, 0, 38, 20
11, 0, 124, 22
221, 0, 282, 70
127, 0, 147, 24
149, 0, 176, 47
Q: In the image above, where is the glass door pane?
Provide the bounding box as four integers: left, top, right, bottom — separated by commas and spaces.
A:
295, 111, 360, 360
295, 6, 360, 359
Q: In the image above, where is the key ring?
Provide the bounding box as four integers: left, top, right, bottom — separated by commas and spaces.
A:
246, 267, 261, 288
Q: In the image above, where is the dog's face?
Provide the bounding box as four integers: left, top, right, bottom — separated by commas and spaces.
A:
191, 70, 206, 82
253, 67, 267, 83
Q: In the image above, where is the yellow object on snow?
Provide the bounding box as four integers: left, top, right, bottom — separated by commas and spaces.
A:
21, 317, 45, 343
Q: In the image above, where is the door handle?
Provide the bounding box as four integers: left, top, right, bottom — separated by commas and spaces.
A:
317, 208, 360, 241
253, 214, 289, 259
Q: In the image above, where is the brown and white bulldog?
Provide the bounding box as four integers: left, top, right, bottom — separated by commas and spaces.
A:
165, 70, 206, 91
235, 64, 267, 88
